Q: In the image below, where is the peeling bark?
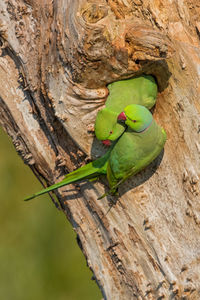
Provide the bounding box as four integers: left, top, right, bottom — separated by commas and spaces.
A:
1, 0, 200, 299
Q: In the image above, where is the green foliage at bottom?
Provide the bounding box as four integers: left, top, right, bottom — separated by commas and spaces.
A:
0, 127, 101, 300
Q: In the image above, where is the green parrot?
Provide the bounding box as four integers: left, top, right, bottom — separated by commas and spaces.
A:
102, 104, 167, 197
24, 104, 166, 201
95, 75, 157, 143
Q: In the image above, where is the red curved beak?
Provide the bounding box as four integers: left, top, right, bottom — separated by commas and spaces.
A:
117, 111, 127, 121
102, 139, 111, 146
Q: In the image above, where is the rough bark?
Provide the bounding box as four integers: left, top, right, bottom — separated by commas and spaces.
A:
1, 0, 200, 299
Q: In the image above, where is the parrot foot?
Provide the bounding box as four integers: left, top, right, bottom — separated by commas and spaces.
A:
88, 176, 99, 182
97, 188, 118, 200
97, 177, 125, 200
97, 192, 107, 200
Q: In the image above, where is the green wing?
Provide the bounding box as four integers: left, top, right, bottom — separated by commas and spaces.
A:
105, 121, 166, 196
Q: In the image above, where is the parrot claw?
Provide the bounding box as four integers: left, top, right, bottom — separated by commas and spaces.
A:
88, 176, 99, 182
97, 188, 118, 200
97, 193, 107, 200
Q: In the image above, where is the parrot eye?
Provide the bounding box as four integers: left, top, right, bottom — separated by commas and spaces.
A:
132, 120, 137, 123
109, 130, 113, 134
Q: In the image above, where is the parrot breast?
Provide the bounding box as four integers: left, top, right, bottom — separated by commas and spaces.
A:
108, 120, 166, 183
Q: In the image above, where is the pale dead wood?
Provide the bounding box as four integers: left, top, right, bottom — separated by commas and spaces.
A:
1, 0, 200, 299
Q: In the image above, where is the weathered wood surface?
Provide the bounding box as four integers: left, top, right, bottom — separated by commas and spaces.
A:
1, 0, 200, 299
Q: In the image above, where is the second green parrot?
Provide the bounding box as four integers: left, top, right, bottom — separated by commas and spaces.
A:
95, 75, 158, 143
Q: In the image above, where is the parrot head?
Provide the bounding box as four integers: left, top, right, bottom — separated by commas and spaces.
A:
95, 108, 125, 142
118, 104, 153, 132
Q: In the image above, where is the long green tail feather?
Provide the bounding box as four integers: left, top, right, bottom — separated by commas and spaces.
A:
24, 149, 112, 201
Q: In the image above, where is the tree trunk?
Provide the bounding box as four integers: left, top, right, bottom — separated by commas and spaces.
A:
1, 0, 200, 298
